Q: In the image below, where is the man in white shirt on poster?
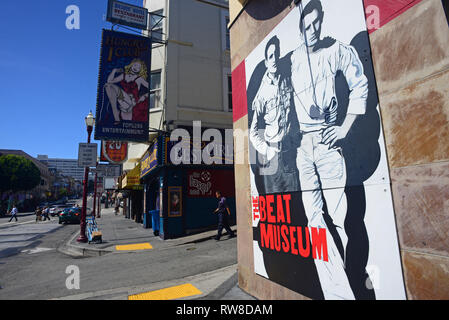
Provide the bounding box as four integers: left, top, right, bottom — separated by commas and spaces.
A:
290, 0, 369, 300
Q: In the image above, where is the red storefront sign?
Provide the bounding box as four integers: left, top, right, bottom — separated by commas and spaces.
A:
101, 140, 128, 164
187, 169, 235, 198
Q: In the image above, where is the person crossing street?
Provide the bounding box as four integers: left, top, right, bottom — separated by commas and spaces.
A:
42, 206, 51, 221
8, 205, 18, 222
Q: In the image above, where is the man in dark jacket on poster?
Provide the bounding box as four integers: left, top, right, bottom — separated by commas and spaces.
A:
213, 191, 235, 241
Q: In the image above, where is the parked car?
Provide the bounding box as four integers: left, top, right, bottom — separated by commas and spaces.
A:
50, 204, 72, 217
58, 207, 82, 224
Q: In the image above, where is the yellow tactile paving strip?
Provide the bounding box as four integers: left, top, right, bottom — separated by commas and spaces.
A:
128, 283, 202, 300
115, 243, 153, 251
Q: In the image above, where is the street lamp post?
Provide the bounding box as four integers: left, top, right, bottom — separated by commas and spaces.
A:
77, 111, 95, 243
92, 167, 97, 217
97, 188, 101, 218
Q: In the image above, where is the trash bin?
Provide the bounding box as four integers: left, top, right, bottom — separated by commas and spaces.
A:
150, 210, 160, 236
143, 211, 152, 229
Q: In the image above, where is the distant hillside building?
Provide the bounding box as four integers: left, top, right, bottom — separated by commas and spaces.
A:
37, 155, 85, 182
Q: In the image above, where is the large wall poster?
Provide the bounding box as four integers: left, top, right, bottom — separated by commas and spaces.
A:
94, 29, 151, 143
246, 0, 405, 300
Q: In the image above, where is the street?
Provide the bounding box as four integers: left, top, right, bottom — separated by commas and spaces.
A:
0, 198, 238, 300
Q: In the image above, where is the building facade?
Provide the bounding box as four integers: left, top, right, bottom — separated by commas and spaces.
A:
117, 0, 235, 238
229, 0, 449, 300
37, 155, 85, 182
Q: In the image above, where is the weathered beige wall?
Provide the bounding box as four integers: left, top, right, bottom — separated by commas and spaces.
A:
230, 0, 449, 299
370, 0, 449, 300
229, 0, 248, 25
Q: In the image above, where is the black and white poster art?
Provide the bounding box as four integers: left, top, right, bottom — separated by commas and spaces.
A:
246, 0, 406, 300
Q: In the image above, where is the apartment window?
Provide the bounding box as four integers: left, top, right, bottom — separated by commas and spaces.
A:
150, 71, 162, 109
227, 74, 232, 111
150, 9, 163, 42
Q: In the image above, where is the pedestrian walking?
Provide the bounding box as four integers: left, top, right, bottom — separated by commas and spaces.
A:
35, 206, 42, 222
8, 205, 18, 222
213, 191, 235, 241
42, 206, 51, 221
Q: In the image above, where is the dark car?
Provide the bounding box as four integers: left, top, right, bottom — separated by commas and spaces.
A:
50, 204, 71, 217
58, 207, 82, 224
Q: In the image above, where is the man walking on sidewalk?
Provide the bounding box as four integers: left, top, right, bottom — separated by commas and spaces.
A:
8, 205, 18, 222
213, 191, 235, 241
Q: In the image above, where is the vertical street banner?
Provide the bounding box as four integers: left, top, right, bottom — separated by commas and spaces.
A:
94, 29, 151, 143
246, 0, 405, 300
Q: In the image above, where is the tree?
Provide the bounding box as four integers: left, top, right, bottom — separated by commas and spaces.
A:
0, 155, 41, 192
59, 187, 68, 197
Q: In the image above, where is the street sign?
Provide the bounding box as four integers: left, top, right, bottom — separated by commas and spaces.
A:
104, 177, 117, 189
97, 164, 121, 178
106, 0, 148, 30
78, 143, 98, 167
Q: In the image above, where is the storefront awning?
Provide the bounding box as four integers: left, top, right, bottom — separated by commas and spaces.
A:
122, 164, 141, 189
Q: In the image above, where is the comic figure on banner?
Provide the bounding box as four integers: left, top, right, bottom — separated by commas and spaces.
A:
104, 59, 149, 125
95, 30, 151, 143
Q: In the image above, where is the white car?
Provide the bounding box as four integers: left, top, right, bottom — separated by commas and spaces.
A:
50, 205, 71, 217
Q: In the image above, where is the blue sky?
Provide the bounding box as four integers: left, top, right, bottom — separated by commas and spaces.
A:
0, 0, 144, 159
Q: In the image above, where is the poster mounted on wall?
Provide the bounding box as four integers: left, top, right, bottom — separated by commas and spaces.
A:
94, 29, 151, 143
168, 186, 182, 217
245, 0, 406, 300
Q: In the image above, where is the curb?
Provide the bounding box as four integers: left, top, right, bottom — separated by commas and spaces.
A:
196, 271, 238, 300
52, 264, 238, 300
60, 224, 237, 257
58, 230, 114, 257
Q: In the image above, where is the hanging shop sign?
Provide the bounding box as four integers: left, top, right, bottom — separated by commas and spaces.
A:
140, 141, 158, 178
106, 0, 149, 30
101, 140, 128, 164
94, 29, 152, 143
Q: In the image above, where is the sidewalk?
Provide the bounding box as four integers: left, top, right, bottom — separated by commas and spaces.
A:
59, 205, 255, 300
